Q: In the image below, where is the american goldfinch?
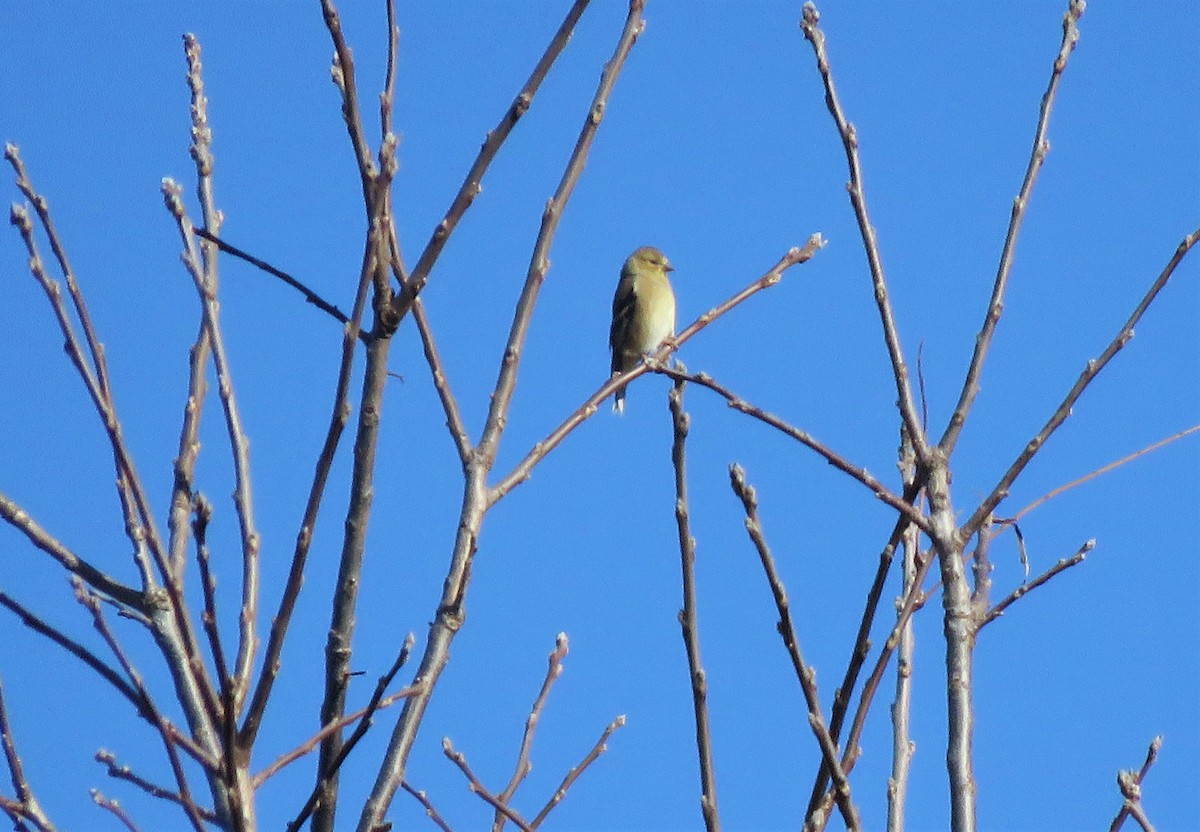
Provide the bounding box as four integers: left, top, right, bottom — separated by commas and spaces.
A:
609, 246, 676, 414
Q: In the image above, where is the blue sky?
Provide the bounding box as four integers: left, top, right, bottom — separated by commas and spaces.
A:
1, 3, 1197, 831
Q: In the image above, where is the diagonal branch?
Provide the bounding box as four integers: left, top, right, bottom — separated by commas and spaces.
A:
0, 674, 54, 832
494, 634, 570, 832
939, 0, 1086, 455
962, 224, 1200, 540
389, 0, 595, 322
980, 539, 1093, 628
798, 5, 925, 454
728, 466, 861, 832
654, 366, 929, 533
528, 715, 625, 829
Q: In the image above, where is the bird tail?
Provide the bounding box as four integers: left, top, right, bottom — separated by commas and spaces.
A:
612, 385, 627, 415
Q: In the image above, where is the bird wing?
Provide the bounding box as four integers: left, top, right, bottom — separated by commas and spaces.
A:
609, 273, 639, 374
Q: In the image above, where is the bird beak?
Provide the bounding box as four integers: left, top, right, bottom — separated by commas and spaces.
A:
665, 262, 675, 273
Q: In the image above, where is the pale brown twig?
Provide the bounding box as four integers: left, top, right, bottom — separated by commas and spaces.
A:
799, 4, 924, 454
390, 0, 595, 322
729, 466, 861, 832
491, 237, 826, 504
963, 224, 1200, 540
93, 751, 220, 824
654, 365, 927, 534
940, 0, 1086, 456
494, 634, 571, 832
254, 685, 417, 789
0, 675, 54, 832
1109, 736, 1163, 832
287, 638, 416, 831
163, 178, 261, 726
90, 791, 141, 832
980, 540, 1093, 628
528, 715, 626, 829
75, 582, 210, 832
669, 381, 721, 832
443, 739, 533, 832
1010, 425, 1200, 523
402, 781, 454, 832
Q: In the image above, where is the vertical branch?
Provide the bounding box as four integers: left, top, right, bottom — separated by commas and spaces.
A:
727, 467, 861, 832
798, 4, 925, 453
887, 430, 919, 832
939, 0, 1086, 455
493, 634, 570, 832
925, 456, 976, 832
182, 34, 263, 713
668, 379, 721, 832
360, 7, 646, 829
1108, 737, 1162, 832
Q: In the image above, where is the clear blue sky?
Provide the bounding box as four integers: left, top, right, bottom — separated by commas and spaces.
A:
1, 3, 1197, 831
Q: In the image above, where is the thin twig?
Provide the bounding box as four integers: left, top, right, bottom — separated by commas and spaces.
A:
286, 638, 417, 831
655, 365, 927, 533
980, 540, 1093, 628
939, 0, 1086, 455
1109, 736, 1163, 832
728, 466, 861, 832
963, 224, 1200, 540
94, 751, 220, 824
1011, 425, 1200, 523
491, 237, 825, 504
798, 4, 925, 454
390, 0, 595, 322
443, 739, 533, 832
528, 715, 625, 830
669, 380, 721, 832
494, 634, 570, 832
402, 781, 454, 832
75, 583, 209, 832
162, 178, 262, 717
90, 791, 142, 832
0, 675, 54, 832
0, 494, 144, 612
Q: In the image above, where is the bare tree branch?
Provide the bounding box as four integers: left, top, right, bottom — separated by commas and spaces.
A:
1109, 736, 1163, 832
0, 675, 54, 832
528, 715, 626, 830
94, 751, 220, 824
494, 634, 571, 832
360, 8, 646, 828
443, 739, 533, 832
963, 223, 1200, 540
90, 791, 142, 832
980, 540, 1093, 628
939, 0, 1086, 455
798, 4, 925, 454
402, 781, 455, 832
728, 465, 861, 832
668, 380, 721, 832
1009, 425, 1200, 523
652, 365, 928, 533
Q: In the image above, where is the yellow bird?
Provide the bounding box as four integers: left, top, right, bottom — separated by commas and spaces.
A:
609, 246, 676, 414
